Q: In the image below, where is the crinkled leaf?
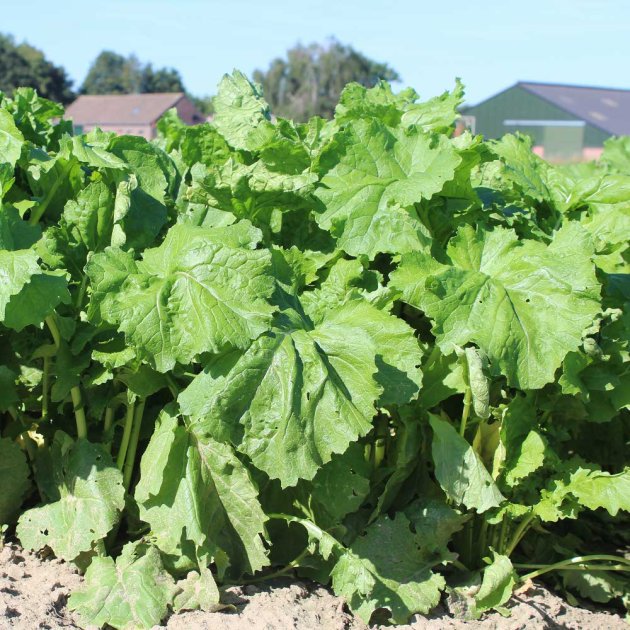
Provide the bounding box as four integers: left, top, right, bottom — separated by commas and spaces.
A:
109, 135, 177, 203
558, 466, 630, 516
89, 223, 275, 372
335, 81, 417, 127
401, 79, 465, 132
213, 71, 275, 152
392, 223, 601, 389
331, 514, 447, 624
68, 541, 176, 630
70, 135, 127, 170
17, 433, 125, 562
489, 133, 555, 204
63, 180, 115, 252
180, 301, 381, 487
173, 567, 222, 613
315, 119, 459, 258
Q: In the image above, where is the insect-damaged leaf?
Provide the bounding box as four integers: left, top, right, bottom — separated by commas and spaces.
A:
17, 432, 124, 562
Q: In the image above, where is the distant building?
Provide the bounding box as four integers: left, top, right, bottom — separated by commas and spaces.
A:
65, 92, 204, 139
462, 82, 630, 161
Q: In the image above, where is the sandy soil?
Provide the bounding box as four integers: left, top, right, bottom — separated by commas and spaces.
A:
1, 542, 626, 630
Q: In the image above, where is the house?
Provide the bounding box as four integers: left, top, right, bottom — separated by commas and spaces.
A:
462, 82, 630, 161
65, 92, 205, 139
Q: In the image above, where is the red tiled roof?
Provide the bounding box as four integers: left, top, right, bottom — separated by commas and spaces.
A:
65, 92, 185, 125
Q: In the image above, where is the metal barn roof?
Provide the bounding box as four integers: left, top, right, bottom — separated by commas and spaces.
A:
517, 82, 630, 136
65, 92, 185, 125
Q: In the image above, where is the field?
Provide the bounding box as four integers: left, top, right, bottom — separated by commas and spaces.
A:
0, 73, 628, 629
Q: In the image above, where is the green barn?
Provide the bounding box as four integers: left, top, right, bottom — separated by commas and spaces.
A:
462, 82, 630, 162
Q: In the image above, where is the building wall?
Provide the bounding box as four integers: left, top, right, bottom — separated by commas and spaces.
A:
464, 85, 610, 161
464, 86, 577, 143
77, 123, 154, 139
175, 97, 205, 125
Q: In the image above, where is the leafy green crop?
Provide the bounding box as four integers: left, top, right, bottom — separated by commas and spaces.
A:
0, 76, 629, 629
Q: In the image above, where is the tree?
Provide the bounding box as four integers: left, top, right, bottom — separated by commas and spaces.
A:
0, 34, 74, 103
141, 65, 185, 93
80, 51, 141, 95
253, 39, 400, 121
189, 94, 214, 116
81, 51, 185, 95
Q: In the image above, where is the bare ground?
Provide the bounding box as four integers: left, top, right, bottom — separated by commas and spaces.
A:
1, 542, 626, 630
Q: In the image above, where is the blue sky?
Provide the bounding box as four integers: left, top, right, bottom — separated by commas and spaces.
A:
3, 0, 629, 105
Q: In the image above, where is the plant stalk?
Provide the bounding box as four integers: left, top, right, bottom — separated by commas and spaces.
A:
123, 400, 145, 490
45, 315, 61, 349
242, 548, 310, 584
28, 161, 72, 225
504, 513, 535, 556
116, 400, 136, 470
42, 355, 50, 420
104, 407, 114, 434
478, 518, 489, 565
460, 387, 472, 437
75, 274, 88, 309
519, 555, 630, 582
71, 387, 88, 439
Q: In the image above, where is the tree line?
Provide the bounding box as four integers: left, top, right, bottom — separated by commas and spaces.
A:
0, 34, 399, 120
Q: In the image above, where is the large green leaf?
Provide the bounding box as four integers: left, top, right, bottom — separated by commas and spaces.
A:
429, 415, 504, 512
88, 222, 275, 371
555, 465, 630, 516
0, 204, 41, 250
335, 81, 417, 126
499, 395, 547, 487
0, 438, 31, 524
0, 248, 41, 321
315, 119, 460, 258
400, 79, 465, 132
62, 180, 115, 252
134, 409, 269, 575
474, 551, 516, 614
310, 442, 371, 522
109, 135, 177, 203
3, 271, 69, 331
331, 514, 447, 624
0, 109, 24, 166
17, 433, 125, 562
213, 71, 275, 152
301, 263, 424, 406
68, 541, 176, 630
392, 222, 601, 389
180, 300, 382, 487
